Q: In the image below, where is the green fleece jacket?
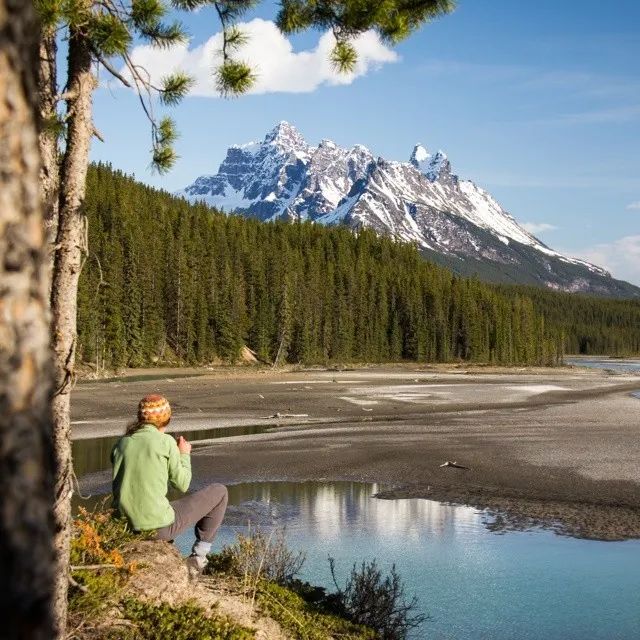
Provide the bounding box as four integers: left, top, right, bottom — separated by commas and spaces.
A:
111, 424, 191, 531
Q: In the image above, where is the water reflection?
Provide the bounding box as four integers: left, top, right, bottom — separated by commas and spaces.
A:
72, 424, 269, 478
172, 481, 640, 640
223, 481, 482, 543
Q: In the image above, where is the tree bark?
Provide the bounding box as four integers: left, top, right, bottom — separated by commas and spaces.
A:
0, 1, 57, 638
50, 13, 96, 635
38, 26, 59, 283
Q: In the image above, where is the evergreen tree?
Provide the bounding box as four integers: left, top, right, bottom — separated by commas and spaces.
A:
77, 164, 640, 371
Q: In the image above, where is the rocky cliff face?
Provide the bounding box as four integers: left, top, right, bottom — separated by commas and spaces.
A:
179, 122, 639, 297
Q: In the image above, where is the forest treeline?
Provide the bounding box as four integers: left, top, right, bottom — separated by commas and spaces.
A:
76, 164, 640, 370
502, 285, 640, 356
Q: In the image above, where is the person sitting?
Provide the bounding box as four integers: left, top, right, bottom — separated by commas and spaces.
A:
111, 393, 228, 571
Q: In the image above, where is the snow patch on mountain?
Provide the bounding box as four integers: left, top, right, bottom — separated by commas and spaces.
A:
178, 122, 626, 294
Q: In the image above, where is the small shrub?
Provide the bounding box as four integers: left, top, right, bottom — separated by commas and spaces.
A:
122, 599, 255, 640
71, 498, 147, 567
67, 507, 256, 640
330, 558, 427, 640
257, 581, 375, 640
209, 531, 380, 639
208, 528, 305, 586
69, 501, 143, 619
68, 569, 127, 619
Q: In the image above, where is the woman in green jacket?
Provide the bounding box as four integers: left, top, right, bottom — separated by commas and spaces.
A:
111, 394, 227, 571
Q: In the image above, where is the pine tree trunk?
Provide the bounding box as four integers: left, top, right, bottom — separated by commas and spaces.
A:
0, 1, 57, 637
38, 26, 59, 283
49, 17, 96, 636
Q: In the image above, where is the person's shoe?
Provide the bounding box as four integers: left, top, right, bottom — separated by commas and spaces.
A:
186, 553, 208, 578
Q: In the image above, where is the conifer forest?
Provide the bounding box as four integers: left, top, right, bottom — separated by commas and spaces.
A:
77, 164, 640, 370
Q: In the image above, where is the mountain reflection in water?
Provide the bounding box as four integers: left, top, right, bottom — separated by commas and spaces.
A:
175, 481, 640, 640
220, 481, 480, 541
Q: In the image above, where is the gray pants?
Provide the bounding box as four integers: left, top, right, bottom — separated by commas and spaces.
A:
155, 483, 228, 556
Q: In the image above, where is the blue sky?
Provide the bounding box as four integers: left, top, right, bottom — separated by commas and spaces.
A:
91, 0, 640, 285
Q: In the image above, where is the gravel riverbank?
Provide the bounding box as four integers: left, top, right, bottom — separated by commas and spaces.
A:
73, 364, 640, 540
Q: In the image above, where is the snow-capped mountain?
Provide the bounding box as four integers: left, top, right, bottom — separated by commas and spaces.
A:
179, 122, 639, 297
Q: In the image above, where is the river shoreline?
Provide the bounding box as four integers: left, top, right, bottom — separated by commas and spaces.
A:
73, 363, 640, 541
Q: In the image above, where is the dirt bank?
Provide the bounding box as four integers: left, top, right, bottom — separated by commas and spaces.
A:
73, 365, 640, 540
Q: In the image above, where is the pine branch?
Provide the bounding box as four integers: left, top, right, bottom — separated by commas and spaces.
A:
122, 53, 156, 122
92, 125, 105, 142
330, 37, 357, 73
214, 2, 230, 60
213, 2, 256, 96
93, 49, 132, 88
159, 72, 193, 106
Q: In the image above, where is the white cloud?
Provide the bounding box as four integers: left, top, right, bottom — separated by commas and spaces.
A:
626, 201, 640, 210
522, 222, 557, 235
570, 235, 640, 286
125, 19, 398, 97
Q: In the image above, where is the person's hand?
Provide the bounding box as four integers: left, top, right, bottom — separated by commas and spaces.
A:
177, 435, 192, 455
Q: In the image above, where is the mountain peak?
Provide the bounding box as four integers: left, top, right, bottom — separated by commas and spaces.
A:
410, 144, 430, 166
411, 145, 451, 181
268, 120, 296, 134
428, 150, 450, 176
264, 121, 307, 149
178, 123, 632, 297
